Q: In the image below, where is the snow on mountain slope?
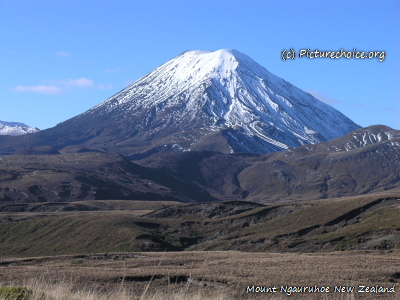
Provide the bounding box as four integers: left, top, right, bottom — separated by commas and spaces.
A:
2, 49, 360, 157
0, 120, 40, 136
288, 125, 400, 154
75, 49, 359, 154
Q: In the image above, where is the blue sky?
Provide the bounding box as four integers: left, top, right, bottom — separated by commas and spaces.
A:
1, 0, 399, 130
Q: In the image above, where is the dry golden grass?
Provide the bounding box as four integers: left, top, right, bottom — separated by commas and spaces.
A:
1, 250, 399, 299
0, 279, 230, 300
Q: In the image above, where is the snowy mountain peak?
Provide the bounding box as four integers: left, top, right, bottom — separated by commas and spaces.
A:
145, 49, 244, 86
0, 120, 40, 136
43, 49, 360, 157
181, 49, 242, 61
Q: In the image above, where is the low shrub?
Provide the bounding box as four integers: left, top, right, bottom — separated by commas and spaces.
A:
0, 287, 33, 300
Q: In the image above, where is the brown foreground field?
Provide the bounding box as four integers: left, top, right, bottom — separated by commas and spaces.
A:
0, 250, 399, 299
0, 195, 399, 299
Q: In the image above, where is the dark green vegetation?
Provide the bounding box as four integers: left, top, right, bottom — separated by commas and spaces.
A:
0, 195, 399, 257
0, 287, 33, 300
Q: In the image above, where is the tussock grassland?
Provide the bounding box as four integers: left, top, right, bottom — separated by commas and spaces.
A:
0, 279, 230, 300
0, 278, 379, 299
1, 251, 399, 299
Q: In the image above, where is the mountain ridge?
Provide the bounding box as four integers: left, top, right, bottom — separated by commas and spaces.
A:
0, 120, 39, 136
138, 125, 400, 202
0, 125, 398, 204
